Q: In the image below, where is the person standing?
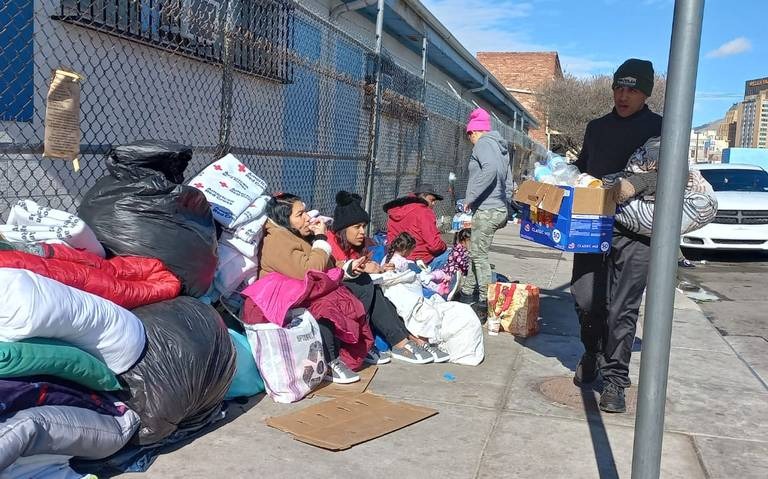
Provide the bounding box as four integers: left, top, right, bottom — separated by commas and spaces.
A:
571, 58, 663, 413
458, 108, 514, 312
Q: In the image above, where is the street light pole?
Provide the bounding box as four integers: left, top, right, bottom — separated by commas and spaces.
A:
631, 1, 705, 478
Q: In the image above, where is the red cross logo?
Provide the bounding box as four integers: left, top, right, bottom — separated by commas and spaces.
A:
220, 181, 228, 188
193, 182, 204, 189
238, 164, 246, 173
213, 164, 223, 171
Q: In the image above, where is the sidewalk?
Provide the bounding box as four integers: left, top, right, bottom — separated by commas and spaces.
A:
128, 225, 768, 479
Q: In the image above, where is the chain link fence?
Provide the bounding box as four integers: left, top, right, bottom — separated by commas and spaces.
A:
1, 0, 546, 231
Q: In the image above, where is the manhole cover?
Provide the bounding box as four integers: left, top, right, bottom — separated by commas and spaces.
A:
538, 376, 639, 415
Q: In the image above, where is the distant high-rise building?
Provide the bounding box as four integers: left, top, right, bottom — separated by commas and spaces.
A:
717, 103, 741, 147
738, 77, 768, 148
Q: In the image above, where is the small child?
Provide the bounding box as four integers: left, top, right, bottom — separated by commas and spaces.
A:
443, 228, 471, 277
384, 232, 449, 289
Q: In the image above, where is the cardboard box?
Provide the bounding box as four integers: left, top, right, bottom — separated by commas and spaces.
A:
514, 180, 616, 253
266, 392, 438, 450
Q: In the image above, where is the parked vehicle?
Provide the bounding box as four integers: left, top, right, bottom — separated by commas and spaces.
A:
681, 164, 768, 250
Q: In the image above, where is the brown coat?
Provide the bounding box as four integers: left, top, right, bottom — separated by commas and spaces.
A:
259, 220, 333, 280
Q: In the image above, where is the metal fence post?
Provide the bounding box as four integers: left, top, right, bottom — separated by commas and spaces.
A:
363, 0, 385, 221
631, 1, 705, 477
217, 0, 236, 158
415, 36, 428, 183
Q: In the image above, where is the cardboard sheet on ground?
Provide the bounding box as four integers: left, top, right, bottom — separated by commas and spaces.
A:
266, 392, 437, 450
312, 366, 378, 398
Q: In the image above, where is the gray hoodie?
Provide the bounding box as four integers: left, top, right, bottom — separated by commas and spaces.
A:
464, 130, 514, 211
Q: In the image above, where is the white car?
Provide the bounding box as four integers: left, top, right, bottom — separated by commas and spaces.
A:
681, 163, 768, 250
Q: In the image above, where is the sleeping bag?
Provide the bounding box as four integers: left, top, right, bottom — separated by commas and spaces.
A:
0, 244, 181, 309
0, 268, 146, 374
118, 297, 236, 445
78, 140, 218, 297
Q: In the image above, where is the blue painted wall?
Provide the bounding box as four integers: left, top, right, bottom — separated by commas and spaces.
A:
0, 0, 34, 122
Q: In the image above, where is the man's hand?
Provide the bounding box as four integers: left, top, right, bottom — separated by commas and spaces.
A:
463, 202, 472, 213
609, 178, 637, 204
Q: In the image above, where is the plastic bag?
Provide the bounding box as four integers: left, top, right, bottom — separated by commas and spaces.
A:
487, 282, 540, 338
78, 140, 218, 297
118, 296, 236, 445
434, 301, 484, 366
244, 308, 326, 404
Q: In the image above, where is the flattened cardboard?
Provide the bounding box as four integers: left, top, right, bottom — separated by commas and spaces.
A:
312, 366, 378, 398
266, 392, 438, 450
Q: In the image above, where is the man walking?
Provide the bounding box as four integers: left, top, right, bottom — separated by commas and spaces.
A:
571, 59, 662, 413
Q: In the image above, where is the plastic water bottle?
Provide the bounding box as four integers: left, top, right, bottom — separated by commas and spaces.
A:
533, 162, 555, 184
547, 155, 567, 173
553, 164, 581, 186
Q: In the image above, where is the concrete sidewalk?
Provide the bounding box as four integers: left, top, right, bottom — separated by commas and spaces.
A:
128, 225, 768, 479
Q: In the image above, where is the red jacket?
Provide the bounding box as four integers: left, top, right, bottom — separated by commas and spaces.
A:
0, 244, 181, 309
383, 195, 446, 263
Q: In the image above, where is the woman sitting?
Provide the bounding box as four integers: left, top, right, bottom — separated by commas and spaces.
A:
259, 193, 372, 384
326, 191, 449, 364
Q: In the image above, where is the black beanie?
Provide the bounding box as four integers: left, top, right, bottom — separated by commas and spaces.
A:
333, 191, 370, 232
613, 58, 654, 97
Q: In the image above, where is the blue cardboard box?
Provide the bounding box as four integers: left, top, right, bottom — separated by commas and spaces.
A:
514, 180, 616, 253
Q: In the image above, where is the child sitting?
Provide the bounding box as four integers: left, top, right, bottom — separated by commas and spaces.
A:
383, 232, 450, 292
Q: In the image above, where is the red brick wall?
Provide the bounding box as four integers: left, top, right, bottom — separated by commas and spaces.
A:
477, 52, 563, 146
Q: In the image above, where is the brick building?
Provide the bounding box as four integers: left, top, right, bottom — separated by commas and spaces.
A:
476, 52, 563, 146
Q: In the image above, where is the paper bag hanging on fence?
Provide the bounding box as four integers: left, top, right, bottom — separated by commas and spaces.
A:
44, 69, 84, 163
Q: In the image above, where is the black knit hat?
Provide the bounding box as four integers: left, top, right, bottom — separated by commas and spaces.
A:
333, 191, 370, 232
613, 58, 654, 97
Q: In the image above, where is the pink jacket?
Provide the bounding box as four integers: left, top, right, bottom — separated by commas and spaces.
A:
240, 268, 373, 370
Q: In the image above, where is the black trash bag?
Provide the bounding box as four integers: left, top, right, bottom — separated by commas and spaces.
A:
79, 140, 217, 297
118, 296, 236, 445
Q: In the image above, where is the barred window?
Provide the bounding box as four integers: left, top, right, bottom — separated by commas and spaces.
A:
55, 0, 294, 83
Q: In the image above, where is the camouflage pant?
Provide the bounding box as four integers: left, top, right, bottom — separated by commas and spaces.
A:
461, 207, 508, 297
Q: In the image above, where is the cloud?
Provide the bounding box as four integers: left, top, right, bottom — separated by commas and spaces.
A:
706, 37, 752, 58
423, 0, 615, 77
422, 0, 540, 54
559, 56, 616, 77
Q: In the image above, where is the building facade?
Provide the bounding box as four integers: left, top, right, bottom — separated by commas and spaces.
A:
737, 77, 768, 148
476, 52, 563, 147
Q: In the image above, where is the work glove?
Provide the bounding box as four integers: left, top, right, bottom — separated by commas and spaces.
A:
608, 178, 637, 204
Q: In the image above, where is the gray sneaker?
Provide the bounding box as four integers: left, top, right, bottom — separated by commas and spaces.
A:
324, 359, 360, 384
422, 342, 450, 363
364, 346, 392, 365
391, 340, 434, 364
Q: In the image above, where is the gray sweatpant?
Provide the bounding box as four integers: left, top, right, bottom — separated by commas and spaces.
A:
570, 232, 651, 388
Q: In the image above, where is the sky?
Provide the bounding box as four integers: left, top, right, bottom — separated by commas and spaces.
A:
421, 0, 767, 126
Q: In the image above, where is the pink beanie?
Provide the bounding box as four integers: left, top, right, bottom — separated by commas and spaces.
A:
466, 108, 491, 133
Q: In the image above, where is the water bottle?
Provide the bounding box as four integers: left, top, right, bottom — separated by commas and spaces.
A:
547, 155, 567, 173
553, 164, 581, 186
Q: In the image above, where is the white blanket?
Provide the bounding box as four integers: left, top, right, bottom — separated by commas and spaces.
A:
0, 268, 146, 374
0, 200, 105, 257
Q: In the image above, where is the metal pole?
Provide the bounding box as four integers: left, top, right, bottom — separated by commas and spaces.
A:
217, 0, 236, 158
363, 0, 385, 222
631, 1, 705, 478
416, 35, 428, 184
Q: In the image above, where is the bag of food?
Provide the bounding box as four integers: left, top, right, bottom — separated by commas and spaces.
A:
487, 283, 540, 338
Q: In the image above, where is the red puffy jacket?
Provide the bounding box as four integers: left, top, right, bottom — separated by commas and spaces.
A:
0, 244, 181, 309
383, 195, 446, 264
